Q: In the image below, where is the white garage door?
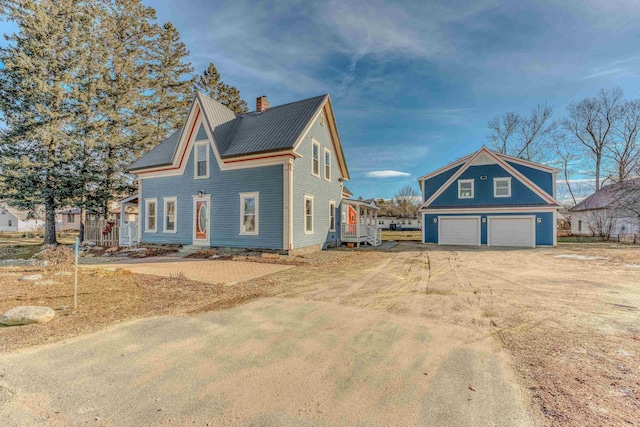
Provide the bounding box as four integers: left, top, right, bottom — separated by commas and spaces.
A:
488, 216, 535, 248
438, 217, 480, 246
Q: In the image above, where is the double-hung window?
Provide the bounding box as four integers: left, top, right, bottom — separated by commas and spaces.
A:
145, 198, 157, 232
194, 141, 209, 179
312, 141, 320, 177
324, 148, 331, 181
458, 179, 474, 199
240, 192, 259, 235
329, 201, 336, 231
494, 177, 511, 197
164, 197, 177, 233
304, 195, 314, 234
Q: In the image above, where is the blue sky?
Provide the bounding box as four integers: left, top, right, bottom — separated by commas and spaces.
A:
145, 0, 640, 199
3, 1, 640, 200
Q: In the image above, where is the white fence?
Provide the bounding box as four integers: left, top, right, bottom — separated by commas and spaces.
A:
120, 223, 139, 247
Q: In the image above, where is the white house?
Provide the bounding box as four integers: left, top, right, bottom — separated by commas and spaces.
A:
569, 178, 640, 238
376, 216, 422, 230
0, 204, 44, 232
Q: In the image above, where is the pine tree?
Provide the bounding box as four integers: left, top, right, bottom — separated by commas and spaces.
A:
96, 0, 158, 217
195, 62, 248, 114
0, 0, 89, 245
147, 22, 194, 144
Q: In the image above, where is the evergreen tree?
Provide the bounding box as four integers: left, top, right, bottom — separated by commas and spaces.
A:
96, 0, 158, 216
147, 22, 194, 144
195, 62, 248, 114
0, 0, 89, 245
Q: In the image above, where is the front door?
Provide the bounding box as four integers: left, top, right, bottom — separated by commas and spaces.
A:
193, 196, 210, 245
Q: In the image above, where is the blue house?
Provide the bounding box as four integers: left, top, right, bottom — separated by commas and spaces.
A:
124, 92, 380, 253
418, 147, 561, 247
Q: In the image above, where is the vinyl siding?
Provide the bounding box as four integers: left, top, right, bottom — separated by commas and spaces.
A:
506, 161, 554, 196
140, 135, 283, 249
423, 164, 463, 202
292, 113, 342, 249
430, 164, 547, 207
424, 212, 554, 246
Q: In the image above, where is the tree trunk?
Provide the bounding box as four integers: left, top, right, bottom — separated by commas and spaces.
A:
43, 197, 58, 245
594, 155, 601, 191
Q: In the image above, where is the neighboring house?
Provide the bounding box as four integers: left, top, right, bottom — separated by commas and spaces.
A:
0, 204, 44, 232
126, 92, 377, 253
56, 208, 81, 231
56, 201, 133, 233
418, 147, 561, 247
569, 178, 640, 238
377, 216, 422, 230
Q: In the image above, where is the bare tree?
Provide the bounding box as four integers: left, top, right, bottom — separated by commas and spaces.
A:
609, 99, 640, 182
487, 104, 555, 162
562, 87, 624, 191
587, 210, 616, 241
488, 112, 520, 154
554, 131, 578, 206
394, 186, 420, 217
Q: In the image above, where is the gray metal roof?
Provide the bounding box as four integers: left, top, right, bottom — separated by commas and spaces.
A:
128, 93, 328, 172
128, 129, 182, 171
221, 94, 327, 157
569, 178, 640, 212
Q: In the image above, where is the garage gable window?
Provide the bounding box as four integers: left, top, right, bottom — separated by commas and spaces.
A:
458, 179, 474, 199
494, 177, 511, 197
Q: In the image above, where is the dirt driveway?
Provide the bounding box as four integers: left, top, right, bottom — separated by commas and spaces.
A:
1, 242, 638, 426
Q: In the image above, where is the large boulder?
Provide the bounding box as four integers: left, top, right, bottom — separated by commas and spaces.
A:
0, 306, 56, 326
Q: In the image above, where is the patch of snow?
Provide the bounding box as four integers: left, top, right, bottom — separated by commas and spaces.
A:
624, 264, 640, 268
554, 254, 607, 261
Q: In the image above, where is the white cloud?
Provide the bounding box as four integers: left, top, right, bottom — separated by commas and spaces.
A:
365, 170, 411, 178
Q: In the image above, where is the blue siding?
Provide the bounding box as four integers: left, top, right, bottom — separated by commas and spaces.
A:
195, 124, 207, 141
506, 161, 554, 196
140, 137, 284, 249
423, 164, 462, 202
431, 164, 547, 207
292, 113, 343, 249
424, 212, 554, 246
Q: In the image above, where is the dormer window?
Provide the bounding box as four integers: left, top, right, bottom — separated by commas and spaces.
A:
494, 177, 511, 197
458, 179, 474, 199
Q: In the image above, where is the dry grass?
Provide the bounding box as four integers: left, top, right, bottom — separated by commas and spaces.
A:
0, 249, 363, 354
381, 230, 422, 241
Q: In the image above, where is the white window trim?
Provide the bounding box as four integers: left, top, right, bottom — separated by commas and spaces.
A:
320, 112, 325, 126
194, 140, 210, 179
494, 177, 512, 198
163, 197, 177, 234
329, 200, 336, 232
458, 179, 474, 199
144, 198, 158, 233
239, 192, 259, 236
304, 195, 314, 234
323, 147, 331, 182
311, 140, 320, 177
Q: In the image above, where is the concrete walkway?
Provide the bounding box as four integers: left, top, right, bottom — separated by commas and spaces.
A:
84, 256, 293, 285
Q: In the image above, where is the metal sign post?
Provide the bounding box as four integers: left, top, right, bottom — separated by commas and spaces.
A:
74, 237, 79, 309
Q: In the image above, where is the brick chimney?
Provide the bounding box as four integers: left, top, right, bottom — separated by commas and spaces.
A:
256, 95, 269, 112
